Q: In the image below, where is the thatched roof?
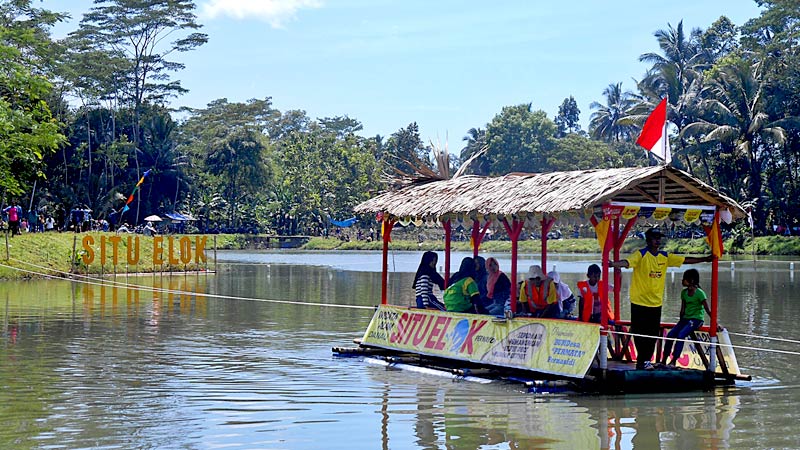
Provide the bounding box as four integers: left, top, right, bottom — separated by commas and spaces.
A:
355, 166, 746, 220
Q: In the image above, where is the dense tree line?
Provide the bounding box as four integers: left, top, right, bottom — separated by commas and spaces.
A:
1, 0, 798, 235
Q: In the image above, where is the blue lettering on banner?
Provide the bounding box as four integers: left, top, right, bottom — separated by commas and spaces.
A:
549, 338, 585, 365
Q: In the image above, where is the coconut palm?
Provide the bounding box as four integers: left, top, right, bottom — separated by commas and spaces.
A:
622, 21, 708, 172
589, 83, 636, 142
682, 59, 787, 230
459, 127, 489, 175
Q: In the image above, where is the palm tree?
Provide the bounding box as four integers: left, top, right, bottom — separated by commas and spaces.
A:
589, 83, 636, 142
682, 59, 787, 230
459, 127, 489, 175
624, 21, 708, 172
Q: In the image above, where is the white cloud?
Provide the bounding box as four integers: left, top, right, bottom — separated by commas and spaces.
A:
200, 0, 323, 28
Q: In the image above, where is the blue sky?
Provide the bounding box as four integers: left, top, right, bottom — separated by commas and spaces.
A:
46, 0, 763, 145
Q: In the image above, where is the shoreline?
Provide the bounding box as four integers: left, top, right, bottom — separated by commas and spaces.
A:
1, 232, 798, 280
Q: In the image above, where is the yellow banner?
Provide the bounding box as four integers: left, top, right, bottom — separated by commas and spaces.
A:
593, 218, 611, 251
362, 305, 600, 378
652, 207, 671, 220
660, 328, 741, 374
621, 206, 640, 220
684, 209, 702, 222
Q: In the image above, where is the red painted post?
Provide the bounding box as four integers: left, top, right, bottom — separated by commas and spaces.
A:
381, 218, 394, 305
503, 217, 523, 313
442, 218, 452, 286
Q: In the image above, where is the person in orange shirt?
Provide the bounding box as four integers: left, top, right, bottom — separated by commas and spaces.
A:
577, 264, 614, 324
518, 265, 559, 318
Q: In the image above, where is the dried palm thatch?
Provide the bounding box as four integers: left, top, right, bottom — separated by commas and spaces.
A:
355, 166, 746, 221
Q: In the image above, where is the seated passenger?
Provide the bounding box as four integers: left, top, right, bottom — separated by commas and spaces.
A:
576, 264, 615, 323
518, 265, 560, 318
548, 269, 576, 319
443, 257, 481, 313
413, 251, 446, 310
474, 255, 489, 303
483, 257, 511, 316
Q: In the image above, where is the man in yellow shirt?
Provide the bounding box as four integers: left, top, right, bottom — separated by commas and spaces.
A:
612, 228, 713, 370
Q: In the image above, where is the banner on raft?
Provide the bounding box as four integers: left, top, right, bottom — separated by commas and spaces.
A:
362, 305, 601, 378
661, 327, 742, 374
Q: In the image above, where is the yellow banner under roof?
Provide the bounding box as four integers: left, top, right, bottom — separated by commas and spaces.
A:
684, 209, 702, 222
652, 207, 671, 220
361, 305, 600, 378
621, 205, 640, 220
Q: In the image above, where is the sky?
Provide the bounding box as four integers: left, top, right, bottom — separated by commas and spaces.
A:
44, 0, 764, 146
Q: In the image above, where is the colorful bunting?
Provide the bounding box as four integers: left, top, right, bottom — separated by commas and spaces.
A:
652, 207, 671, 220
119, 169, 152, 218
684, 209, 702, 223
621, 205, 640, 220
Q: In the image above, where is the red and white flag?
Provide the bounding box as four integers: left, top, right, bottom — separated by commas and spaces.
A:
636, 98, 671, 164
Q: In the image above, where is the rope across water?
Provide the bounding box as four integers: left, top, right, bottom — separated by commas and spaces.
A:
3, 258, 799, 356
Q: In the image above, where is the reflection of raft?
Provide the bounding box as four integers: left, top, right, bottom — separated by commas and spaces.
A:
335, 166, 751, 393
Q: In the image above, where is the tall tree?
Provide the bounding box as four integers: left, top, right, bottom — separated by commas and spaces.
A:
70, 0, 208, 221
384, 122, 429, 177
631, 20, 711, 173
589, 83, 636, 142
554, 96, 582, 137
459, 127, 489, 175
179, 98, 277, 228
485, 103, 557, 174
0, 1, 66, 197
683, 57, 787, 231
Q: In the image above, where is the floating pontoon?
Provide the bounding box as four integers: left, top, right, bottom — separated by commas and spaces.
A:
334, 166, 751, 393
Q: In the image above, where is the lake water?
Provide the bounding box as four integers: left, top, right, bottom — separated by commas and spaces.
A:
1, 250, 799, 449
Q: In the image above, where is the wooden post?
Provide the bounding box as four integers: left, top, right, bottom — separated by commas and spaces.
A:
71, 234, 77, 274
540, 216, 555, 273
4, 228, 8, 260
213, 235, 218, 274
502, 217, 523, 314
381, 218, 394, 305
442, 218, 452, 286
599, 218, 616, 371
709, 210, 721, 371
470, 218, 492, 258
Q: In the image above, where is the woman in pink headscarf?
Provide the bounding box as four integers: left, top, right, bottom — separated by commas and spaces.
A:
483, 257, 511, 315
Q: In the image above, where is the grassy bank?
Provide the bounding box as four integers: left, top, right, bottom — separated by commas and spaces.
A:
2, 232, 798, 280
0, 232, 243, 280
303, 235, 800, 256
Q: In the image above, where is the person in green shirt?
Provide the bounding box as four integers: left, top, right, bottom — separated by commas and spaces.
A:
443, 257, 481, 313
660, 268, 712, 366
612, 228, 713, 370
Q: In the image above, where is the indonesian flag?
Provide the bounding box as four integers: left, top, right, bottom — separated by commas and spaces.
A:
636, 98, 671, 164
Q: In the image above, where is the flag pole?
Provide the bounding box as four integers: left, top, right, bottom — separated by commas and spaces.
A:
663, 103, 668, 166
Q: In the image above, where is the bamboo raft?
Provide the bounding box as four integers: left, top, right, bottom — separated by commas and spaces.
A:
334, 166, 751, 393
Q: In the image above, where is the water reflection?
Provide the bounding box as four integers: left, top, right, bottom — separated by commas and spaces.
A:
380, 372, 742, 449
1, 253, 799, 449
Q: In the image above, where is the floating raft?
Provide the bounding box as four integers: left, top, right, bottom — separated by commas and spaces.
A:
333, 342, 744, 394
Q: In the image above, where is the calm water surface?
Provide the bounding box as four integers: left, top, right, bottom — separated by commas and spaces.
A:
1, 250, 799, 449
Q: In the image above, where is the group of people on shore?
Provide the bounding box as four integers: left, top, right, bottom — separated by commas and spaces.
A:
412, 227, 716, 370
2, 204, 56, 235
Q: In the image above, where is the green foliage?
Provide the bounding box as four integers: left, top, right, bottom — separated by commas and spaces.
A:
70, 0, 208, 106
549, 134, 622, 170
589, 83, 637, 142
0, 33, 64, 196
384, 122, 429, 176
485, 103, 557, 174
554, 96, 582, 137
